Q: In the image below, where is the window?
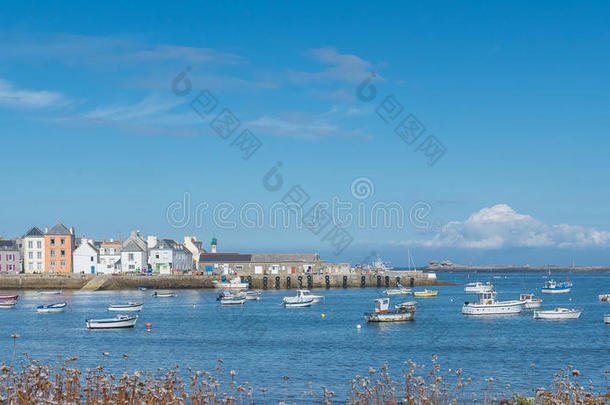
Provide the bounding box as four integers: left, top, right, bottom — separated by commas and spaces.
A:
60, 261, 66, 269
8, 265, 12, 271
36, 262, 41, 270
110, 248, 115, 254
90, 256, 94, 262
28, 241, 33, 248
50, 249, 56, 257
50, 238, 55, 246
28, 252, 33, 259
128, 253, 134, 261
60, 238, 65, 246
60, 249, 66, 257
36, 241, 42, 248
50, 261, 56, 269
28, 262, 33, 270
36, 252, 41, 259
155, 254, 160, 259
129, 264, 135, 269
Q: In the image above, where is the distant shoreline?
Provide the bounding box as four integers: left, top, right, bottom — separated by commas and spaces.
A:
417, 265, 610, 273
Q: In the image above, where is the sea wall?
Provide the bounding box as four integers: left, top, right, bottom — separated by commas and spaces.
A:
0, 272, 452, 290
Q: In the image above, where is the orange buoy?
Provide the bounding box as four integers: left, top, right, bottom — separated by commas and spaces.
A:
146, 323, 151, 328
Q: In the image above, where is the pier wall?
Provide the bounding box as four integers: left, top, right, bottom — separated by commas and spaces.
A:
0, 272, 452, 290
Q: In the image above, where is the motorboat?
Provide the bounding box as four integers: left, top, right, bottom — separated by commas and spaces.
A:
212, 277, 249, 290
605, 314, 610, 324
541, 280, 571, 294
413, 289, 438, 297
152, 290, 177, 298
383, 286, 412, 296
137, 286, 148, 291
39, 290, 62, 295
599, 294, 610, 302
394, 301, 417, 311
281, 291, 315, 308
295, 289, 324, 303
462, 291, 524, 315
245, 290, 262, 300
86, 315, 138, 329
36, 302, 67, 313
107, 302, 143, 312
364, 298, 415, 322
220, 294, 246, 305
519, 293, 542, 310
464, 282, 493, 293
0, 299, 17, 309
533, 308, 582, 320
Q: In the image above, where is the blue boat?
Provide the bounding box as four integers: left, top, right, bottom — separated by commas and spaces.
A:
541, 279, 571, 294
37, 302, 67, 313
137, 286, 148, 291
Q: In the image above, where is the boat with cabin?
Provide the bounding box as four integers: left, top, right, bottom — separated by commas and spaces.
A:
541, 280, 571, 294
533, 308, 582, 320
212, 277, 249, 290
413, 289, 438, 297
245, 290, 262, 300
36, 302, 67, 313
464, 282, 494, 293
519, 293, 542, 309
599, 294, 610, 302
383, 285, 412, 296
364, 298, 416, 322
86, 315, 138, 329
107, 302, 143, 312
462, 291, 524, 315
152, 290, 177, 298
281, 291, 316, 308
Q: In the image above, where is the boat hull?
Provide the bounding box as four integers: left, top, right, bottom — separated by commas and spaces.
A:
153, 292, 177, 298
523, 301, 542, 309
0, 295, 18, 300
0, 300, 17, 309
86, 316, 138, 329
220, 298, 246, 305
605, 314, 610, 324
365, 311, 415, 322
464, 284, 493, 293
107, 304, 143, 312
541, 288, 571, 294
534, 310, 581, 320
37, 302, 67, 313
462, 301, 523, 315
414, 291, 438, 297
283, 300, 313, 308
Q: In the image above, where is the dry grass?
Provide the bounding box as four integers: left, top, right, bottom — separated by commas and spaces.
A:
0, 352, 607, 404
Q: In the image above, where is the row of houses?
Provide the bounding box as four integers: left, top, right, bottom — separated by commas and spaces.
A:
1, 222, 205, 274
0, 222, 351, 276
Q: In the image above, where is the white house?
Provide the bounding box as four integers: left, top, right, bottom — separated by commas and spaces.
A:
149, 238, 193, 274
73, 237, 99, 274
98, 240, 122, 274
121, 230, 148, 272
22, 226, 45, 273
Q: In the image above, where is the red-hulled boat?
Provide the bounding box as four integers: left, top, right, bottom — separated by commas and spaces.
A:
0, 295, 18, 300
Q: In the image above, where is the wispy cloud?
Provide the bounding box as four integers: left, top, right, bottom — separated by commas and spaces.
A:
288, 47, 379, 84
0, 79, 70, 108
397, 204, 610, 249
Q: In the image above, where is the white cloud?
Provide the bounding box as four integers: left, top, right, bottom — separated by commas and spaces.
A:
401, 204, 610, 249
288, 47, 379, 84
0, 79, 69, 108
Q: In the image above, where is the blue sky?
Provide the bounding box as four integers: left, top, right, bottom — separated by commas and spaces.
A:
1, 1, 610, 266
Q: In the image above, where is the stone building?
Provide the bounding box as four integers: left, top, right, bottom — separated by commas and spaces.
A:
0, 240, 20, 273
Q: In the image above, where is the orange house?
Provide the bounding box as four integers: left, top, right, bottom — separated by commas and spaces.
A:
44, 222, 75, 273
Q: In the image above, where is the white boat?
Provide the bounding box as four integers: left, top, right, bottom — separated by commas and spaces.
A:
220, 295, 246, 305
462, 291, 524, 315
36, 302, 67, 313
107, 302, 143, 312
604, 314, 610, 324
86, 315, 138, 329
152, 290, 177, 298
39, 290, 62, 295
212, 277, 249, 290
295, 289, 324, 303
364, 298, 415, 322
245, 290, 262, 300
541, 279, 571, 294
464, 282, 494, 293
0, 299, 17, 309
281, 291, 316, 308
599, 294, 610, 302
383, 286, 412, 295
519, 293, 542, 310
533, 308, 582, 320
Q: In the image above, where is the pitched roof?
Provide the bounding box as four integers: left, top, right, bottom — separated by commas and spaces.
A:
23, 226, 44, 238
0, 240, 18, 250
199, 253, 252, 262
122, 239, 145, 252
47, 222, 71, 235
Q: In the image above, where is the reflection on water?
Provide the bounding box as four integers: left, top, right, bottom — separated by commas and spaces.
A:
0, 272, 608, 400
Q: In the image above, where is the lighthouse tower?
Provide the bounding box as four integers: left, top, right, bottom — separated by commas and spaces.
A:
211, 237, 217, 253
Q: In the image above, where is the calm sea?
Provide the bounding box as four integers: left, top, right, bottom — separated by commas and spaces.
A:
0, 271, 608, 401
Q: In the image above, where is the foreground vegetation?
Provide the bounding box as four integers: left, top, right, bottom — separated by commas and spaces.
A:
0, 352, 607, 404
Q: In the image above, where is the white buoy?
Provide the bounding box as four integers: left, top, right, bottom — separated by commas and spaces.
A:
450, 298, 454, 302
356, 324, 361, 329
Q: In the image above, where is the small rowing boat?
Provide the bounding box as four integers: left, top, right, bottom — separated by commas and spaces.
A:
245, 290, 262, 300
534, 308, 581, 320
86, 315, 138, 329
413, 289, 438, 297
138, 286, 148, 291
152, 291, 177, 298
383, 287, 412, 296
0, 299, 17, 309
107, 302, 143, 312
37, 302, 67, 313
220, 295, 246, 305
0, 295, 18, 301
39, 290, 62, 295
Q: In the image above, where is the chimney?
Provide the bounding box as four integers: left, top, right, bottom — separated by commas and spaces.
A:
211, 237, 217, 253
70, 227, 74, 235
110, 238, 114, 242
45, 227, 48, 234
